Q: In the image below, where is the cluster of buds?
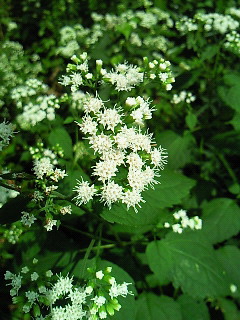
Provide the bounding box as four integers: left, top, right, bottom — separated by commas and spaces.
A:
164, 209, 202, 234
5, 264, 133, 320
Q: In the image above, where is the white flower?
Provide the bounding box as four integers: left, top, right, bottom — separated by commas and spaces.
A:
96, 270, 104, 279
91, 296, 106, 307
50, 168, 67, 182
60, 205, 72, 215
101, 181, 123, 207
88, 133, 112, 155
73, 179, 97, 205
83, 96, 103, 114
150, 146, 168, 169
31, 272, 39, 281
126, 152, 144, 169
21, 211, 37, 227
92, 159, 118, 182
26, 290, 39, 304
98, 107, 122, 131
77, 116, 98, 135
121, 189, 145, 212
172, 224, 183, 234
44, 219, 57, 231
109, 280, 132, 299
33, 157, 54, 179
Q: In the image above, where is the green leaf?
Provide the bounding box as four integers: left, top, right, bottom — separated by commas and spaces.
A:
218, 298, 240, 320
229, 112, 240, 130
101, 170, 195, 226
200, 198, 240, 244
200, 44, 219, 61
216, 245, 240, 297
0, 195, 29, 224
146, 231, 230, 298
156, 131, 196, 169
49, 127, 73, 158
223, 72, 240, 86
115, 23, 132, 39
218, 83, 240, 112
185, 112, 197, 131
177, 294, 210, 320
136, 293, 182, 320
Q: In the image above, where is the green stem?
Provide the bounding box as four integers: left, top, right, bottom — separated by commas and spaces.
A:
80, 238, 95, 279
217, 152, 238, 184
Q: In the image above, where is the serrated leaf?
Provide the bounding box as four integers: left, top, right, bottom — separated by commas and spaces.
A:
146, 231, 230, 298
101, 170, 195, 226
200, 198, 240, 244
136, 293, 182, 320
177, 294, 210, 320
49, 127, 73, 158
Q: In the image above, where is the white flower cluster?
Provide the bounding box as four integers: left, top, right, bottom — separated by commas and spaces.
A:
175, 16, 198, 34
171, 91, 196, 104
145, 58, 175, 90
195, 12, 239, 34
227, 7, 240, 19
17, 95, 60, 127
0, 41, 41, 107
5, 266, 133, 320
60, 54, 169, 212
11, 79, 60, 129
20, 211, 37, 227
105, 63, 144, 92
73, 94, 168, 212
11, 79, 48, 107
57, 8, 174, 60
224, 31, 240, 55
0, 120, 15, 151
164, 209, 202, 234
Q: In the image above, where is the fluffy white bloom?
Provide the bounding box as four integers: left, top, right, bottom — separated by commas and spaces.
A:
98, 107, 122, 131
83, 96, 103, 114
101, 181, 123, 207
150, 146, 168, 169
33, 157, 54, 179
106, 63, 144, 91
0, 121, 15, 151
93, 159, 118, 182
73, 179, 97, 205
122, 189, 145, 212
126, 152, 144, 169
88, 133, 112, 154
91, 295, 106, 307
109, 280, 133, 299
50, 168, 67, 182
100, 148, 125, 166
48, 275, 73, 304
77, 116, 98, 135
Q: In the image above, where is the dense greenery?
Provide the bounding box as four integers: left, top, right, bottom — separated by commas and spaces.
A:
1, 0, 240, 319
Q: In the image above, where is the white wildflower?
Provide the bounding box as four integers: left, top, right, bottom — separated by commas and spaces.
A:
73, 179, 97, 205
